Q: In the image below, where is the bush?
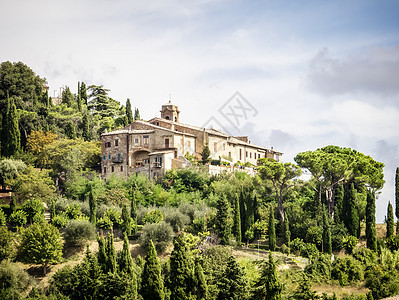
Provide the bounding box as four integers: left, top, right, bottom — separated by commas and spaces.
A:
142, 209, 163, 224
0, 209, 6, 225
64, 220, 96, 247
97, 216, 113, 230
65, 203, 81, 219
8, 210, 27, 227
352, 247, 377, 267
0, 260, 32, 298
386, 235, 399, 251
51, 213, 69, 228
162, 208, 190, 232
301, 243, 319, 259
0, 227, 17, 260
305, 254, 332, 280
104, 208, 122, 228
365, 265, 399, 299
342, 235, 358, 254
139, 221, 173, 253
331, 222, 348, 251
22, 199, 45, 223
332, 256, 364, 286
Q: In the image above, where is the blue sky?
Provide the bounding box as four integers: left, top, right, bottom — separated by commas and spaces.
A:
1, 0, 399, 222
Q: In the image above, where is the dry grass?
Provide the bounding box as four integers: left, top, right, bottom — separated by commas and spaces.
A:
313, 283, 369, 298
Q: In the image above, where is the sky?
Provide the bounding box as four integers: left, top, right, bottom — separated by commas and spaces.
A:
1, 0, 398, 222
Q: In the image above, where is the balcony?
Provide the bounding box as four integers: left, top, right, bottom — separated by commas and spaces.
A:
112, 156, 124, 163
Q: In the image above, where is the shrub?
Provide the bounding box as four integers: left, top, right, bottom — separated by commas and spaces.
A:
162, 208, 190, 232
104, 208, 122, 228
142, 209, 163, 224
22, 199, 45, 224
305, 254, 332, 280
332, 256, 364, 286
289, 238, 306, 253
386, 235, 399, 251
0, 227, 17, 260
331, 222, 348, 251
342, 235, 358, 254
139, 221, 173, 253
97, 216, 113, 230
301, 243, 319, 259
352, 247, 377, 267
64, 220, 96, 247
365, 265, 399, 299
51, 213, 69, 228
8, 210, 27, 227
0, 209, 6, 225
0, 260, 32, 298
65, 203, 81, 219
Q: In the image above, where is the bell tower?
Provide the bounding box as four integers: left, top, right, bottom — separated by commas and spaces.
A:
161, 98, 180, 122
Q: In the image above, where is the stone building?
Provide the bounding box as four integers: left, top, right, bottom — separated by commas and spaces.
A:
101, 101, 282, 179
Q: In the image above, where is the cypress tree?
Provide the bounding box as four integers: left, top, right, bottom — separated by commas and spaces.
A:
334, 184, 344, 223
194, 260, 208, 300
80, 82, 88, 105
169, 235, 195, 300
396, 167, 399, 233
140, 240, 164, 300
269, 206, 276, 251
131, 190, 137, 235
65, 120, 76, 139
254, 194, 261, 223
106, 233, 116, 273
292, 274, 318, 300
387, 202, 394, 239
345, 183, 360, 237
217, 255, 248, 300
126, 98, 133, 124
322, 208, 332, 254
89, 184, 96, 225
215, 194, 230, 245
134, 108, 140, 120
366, 190, 377, 251
283, 214, 291, 245
9, 194, 16, 213
121, 204, 132, 235
1, 95, 20, 157
253, 251, 282, 300
77, 82, 82, 112
82, 113, 90, 141
119, 233, 134, 275
239, 190, 247, 242
97, 234, 108, 271
246, 192, 255, 236
232, 193, 242, 246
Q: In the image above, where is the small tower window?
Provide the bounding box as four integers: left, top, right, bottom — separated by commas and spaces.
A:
165, 116, 170, 120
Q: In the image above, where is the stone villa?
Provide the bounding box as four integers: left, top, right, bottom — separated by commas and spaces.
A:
101, 101, 282, 179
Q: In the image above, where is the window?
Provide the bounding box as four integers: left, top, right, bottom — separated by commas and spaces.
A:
115, 140, 119, 146
223, 143, 226, 150
104, 167, 106, 173
165, 138, 169, 148
103, 155, 106, 161
134, 138, 139, 144
214, 142, 217, 152
118, 153, 121, 161
105, 141, 111, 148
111, 166, 114, 172
239, 149, 242, 160
108, 154, 111, 159
258, 154, 260, 159
250, 152, 252, 158
143, 135, 149, 145
156, 122, 159, 126
246, 151, 248, 157
120, 166, 123, 172
229, 151, 231, 157
155, 156, 162, 167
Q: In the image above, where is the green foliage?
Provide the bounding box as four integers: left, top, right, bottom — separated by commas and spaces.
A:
118, 233, 134, 275
121, 204, 133, 235
201, 145, 210, 164
0, 260, 32, 299
18, 222, 63, 274
216, 194, 230, 245
386, 235, 399, 251
8, 210, 27, 226
217, 255, 249, 300
283, 215, 291, 245
344, 183, 360, 238
140, 240, 164, 300
89, 183, 96, 225
126, 98, 133, 124
322, 209, 332, 254
162, 207, 190, 232
97, 216, 113, 230
1, 95, 20, 157
253, 251, 282, 300
22, 199, 45, 224
61, 86, 74, 107
387, 201, 395, 239
396, 167, 399, 219
334, 184, 344, 223
269, 206, 276, 251
0, 208, 5, 225
142, 209, 163, 224
64, 219, 96, 247
65, 203, 81, 219
305, 254, 332, 280
0, 159, 26, 188
0, 227, 17, 260
366, 190, 377, 251
134, 108, 140, 120
233, 193, 242, 245
51, 213, 69, 228
342, 235, 359, 254
9, 194, 16, 214
139, 221, 174, 253
365, 265, 399, 300
331, 222, 348, 251
332, 256, 364, 286
291, 274, 319, 300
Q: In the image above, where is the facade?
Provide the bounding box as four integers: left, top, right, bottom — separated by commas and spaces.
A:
101, 101, 282, 179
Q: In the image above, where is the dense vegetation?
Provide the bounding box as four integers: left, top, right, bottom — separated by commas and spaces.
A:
1, 61, 399, 299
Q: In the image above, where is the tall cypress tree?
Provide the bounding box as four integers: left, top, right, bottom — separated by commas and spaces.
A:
89, 184, 96, 225
82, 113, 90, 141
216, 194, 230, 245
194, 260, 208, 300
217, 255, 248, 300
253, 251, 282, 300
387, 202, 394, 239
65, 120, 76, 139
246, 193, 255, 237
140, 240, 164, 300
106, 233, 117, 273
322, 208, 332, 254
131, 190, 137, 235
334, 184, 344, 223
239, 190, 247, 242
121, 204, 132, 235
119, 233, 134, 275
126, 98, 133, 124
169, 235, 195, 300
97, 234, 108, 272
80, 82, 88, 105
134, 108, 140, 120
232, 194, 242, 246
396, 167, 399, 233
77, 82, 82, 112
366, 190, 377, 251
345, 183, 360, 237
254, 194, 261, 223
269, 206, 276, 251
9, 194, 16, 213
1, 95, 20, 157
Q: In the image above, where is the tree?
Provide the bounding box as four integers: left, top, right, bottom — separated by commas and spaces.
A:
215, 195, 230, 245
131, 190, 137, 235
283, 215, 291, 245
126, 98, 133, 124
201, 144, 210, 164
366, 190, 377, 251
140, 240, 164, 300
292, 274, 318, 300
295, 146, 385, 218
258, 159, 302, 223
134, 108, 140, 120
89, 183, 96, 225
62, 86, 74, 107
169, 235, 195, 299
269, 206, 276, 251
121, 204, 132, 235
87, 85, 121, 118
233, 194, 242, 246
253, 251, 282, 300
18, 222, 63, 275
26, 130, 57, 156
22, 199, 45, 224
322, 209, 332, 254
64, 220, 96, 248
82, 113, 90, 141
77, 82, 82, 112
194, 260, 208, 300
217, 255, 248, 300
343, 183, 360, 238
9, 194, 16, 213
97, 234, 108, 272
80, 81, 88, 105
65, 120, 76, 139
106, 233, 117, 273
1, 95, 20, 157
396, 167, 399, 228
0, 226, 17, 260
119, 233, 134, 275
387, 202, 394, 239
334, 184, 344, 224
0, 159, 26, 190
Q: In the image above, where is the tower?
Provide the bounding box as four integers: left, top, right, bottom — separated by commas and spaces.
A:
160, 99, 180, 122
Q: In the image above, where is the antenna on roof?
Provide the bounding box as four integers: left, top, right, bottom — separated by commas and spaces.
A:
169, 93, 172, 103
